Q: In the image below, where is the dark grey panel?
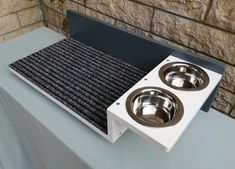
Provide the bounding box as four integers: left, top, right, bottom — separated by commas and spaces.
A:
67, 10, 225, 112
67, 10, 225, 74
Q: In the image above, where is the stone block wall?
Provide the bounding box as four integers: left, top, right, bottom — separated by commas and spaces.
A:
0, 0, 234, 117
0, 0, 44, 43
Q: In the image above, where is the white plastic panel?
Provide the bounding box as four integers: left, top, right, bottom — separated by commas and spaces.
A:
107, 55, 222, 152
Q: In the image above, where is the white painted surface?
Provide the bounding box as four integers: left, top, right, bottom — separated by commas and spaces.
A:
108, 55, 222, 151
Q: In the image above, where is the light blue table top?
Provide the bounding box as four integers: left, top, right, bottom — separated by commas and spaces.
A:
0, 28, 235, 169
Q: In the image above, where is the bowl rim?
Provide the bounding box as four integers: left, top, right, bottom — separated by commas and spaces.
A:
159, 62, 210, 91
126, 86, 184, 127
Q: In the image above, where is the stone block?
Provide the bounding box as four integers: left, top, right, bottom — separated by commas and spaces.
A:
0, 0, 39, 17
66, 1, 79, 12
17, 6, 43, 27
43, 0, 65, 13
136, 0, 209, 20
220, 65, 235, 93
212, 87, 235, 114
47, 23, 67, 36
86, 0, 153, 30
207, 0, 235, 32
0, 14, 20, 35
152, 9, 235, 65
44, 7, 65, 29
231, 106, 235, 118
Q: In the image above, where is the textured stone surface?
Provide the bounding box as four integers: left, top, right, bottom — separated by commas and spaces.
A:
44, 7, 65, 29
78, 5, 86, 13
0, 0, 39, 17
0, 1, 43, 43
137, 0, 209, 20
0, 14, 20, 35
152, 9, 235, 65
43, 0, 65, 13
213, 88, 235, 114
78, 6, 115, 24
220, 65, 235, 93
207, 0, 235, 32
47, 23, 66, 36
76, 0, 84, 5
0, 22, 44, 43
66, 1, 79, 12
44, 0, 83, 14
17, 6, 43, 27
231, 106, 235, 118
86, 0, 153, 30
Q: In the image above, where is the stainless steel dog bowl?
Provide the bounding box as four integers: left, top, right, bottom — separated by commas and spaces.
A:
126, 87, 184, 127
159, 62, 209, 91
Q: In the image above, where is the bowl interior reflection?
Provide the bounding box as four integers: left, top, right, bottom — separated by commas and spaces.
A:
159, 62, 209, 91
126, 87, 184, 127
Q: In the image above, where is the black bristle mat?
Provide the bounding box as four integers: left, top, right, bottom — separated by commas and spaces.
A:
9, 38, 147, 134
